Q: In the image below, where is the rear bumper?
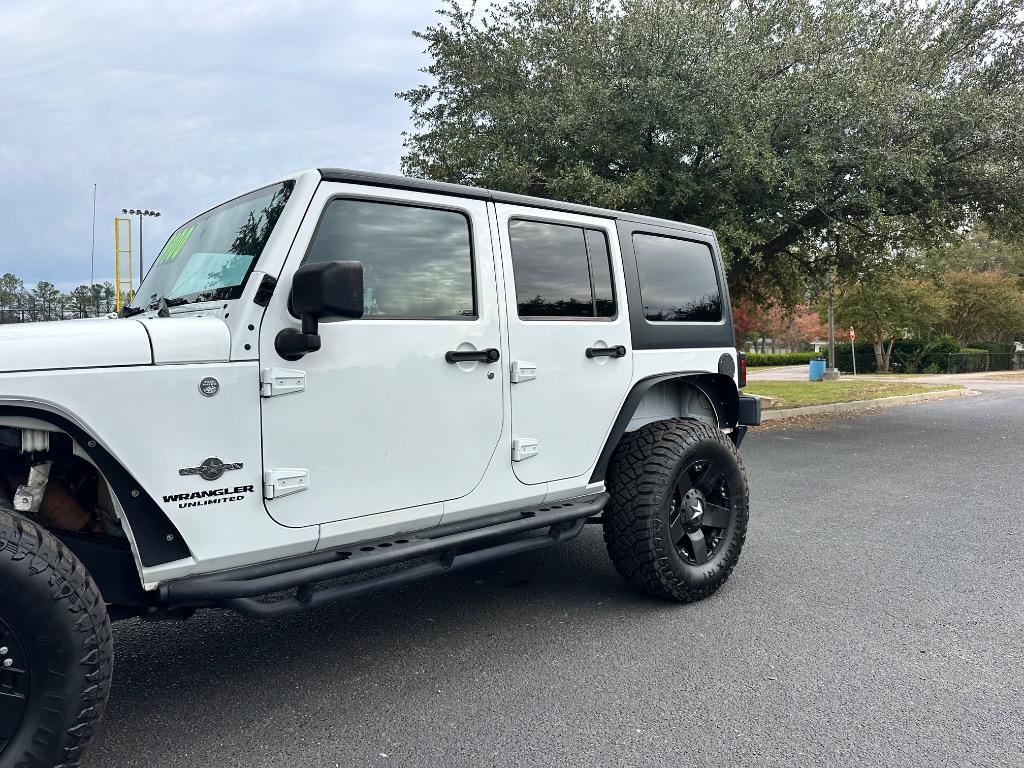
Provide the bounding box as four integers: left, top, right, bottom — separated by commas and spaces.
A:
737, 394, 761, 427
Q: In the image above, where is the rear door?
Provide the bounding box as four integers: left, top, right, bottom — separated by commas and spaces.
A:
494, 205, 633, 485
259, 184, 504, 527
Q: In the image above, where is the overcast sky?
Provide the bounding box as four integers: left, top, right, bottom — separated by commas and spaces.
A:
0, 0, 444, 290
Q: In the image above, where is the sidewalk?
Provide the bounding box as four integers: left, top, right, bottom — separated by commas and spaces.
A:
747, 365, 1024, 389
759, 387, 975, 421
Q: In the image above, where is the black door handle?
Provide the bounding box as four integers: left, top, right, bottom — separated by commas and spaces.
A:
586, 345, 627, 359
446, 347, 501, 364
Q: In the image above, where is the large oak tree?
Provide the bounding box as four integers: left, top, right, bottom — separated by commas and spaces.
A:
400, 0, 1024, 302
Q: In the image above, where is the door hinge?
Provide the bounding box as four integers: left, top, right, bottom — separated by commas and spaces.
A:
510, 360, 537, 383
260, 368, 305, 398
264, 468, 310, 499
512, 438, 539, 462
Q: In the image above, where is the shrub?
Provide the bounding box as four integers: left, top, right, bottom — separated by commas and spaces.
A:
970, 341, 1015, 354
745, 351, 822, 367
831, 335, 964, 373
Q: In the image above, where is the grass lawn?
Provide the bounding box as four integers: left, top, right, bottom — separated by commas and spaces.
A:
745, 380, 963, 409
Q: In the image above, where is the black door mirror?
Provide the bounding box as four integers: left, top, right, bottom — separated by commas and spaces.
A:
291, 261, 364, 321
276, 261, 363, 360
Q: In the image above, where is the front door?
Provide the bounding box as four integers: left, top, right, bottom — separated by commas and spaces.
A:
494, 205, 633, 485
259, 184, 504, 528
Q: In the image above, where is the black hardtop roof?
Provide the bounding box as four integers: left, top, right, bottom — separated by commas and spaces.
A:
317, 168, 715, 238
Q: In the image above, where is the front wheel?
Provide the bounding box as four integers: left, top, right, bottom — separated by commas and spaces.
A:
604, 418, 749, 602
0, 507, 113, 768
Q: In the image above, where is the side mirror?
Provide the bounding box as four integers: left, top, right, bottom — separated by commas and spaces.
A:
276, 261, 363, 360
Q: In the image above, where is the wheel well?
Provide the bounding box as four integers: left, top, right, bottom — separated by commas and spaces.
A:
0, 434, 150, 610
0, 404, 190, 572
590, 372, 740, 483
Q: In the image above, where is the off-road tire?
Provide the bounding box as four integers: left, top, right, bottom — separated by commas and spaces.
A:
0, 506, 112, 768
604, 418, 749, 602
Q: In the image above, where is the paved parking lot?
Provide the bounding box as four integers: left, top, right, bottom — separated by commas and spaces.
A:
90, 385, 1024, 767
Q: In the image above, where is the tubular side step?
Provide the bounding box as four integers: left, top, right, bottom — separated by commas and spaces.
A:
222, 518, 586, 618
160, 492, 608, 612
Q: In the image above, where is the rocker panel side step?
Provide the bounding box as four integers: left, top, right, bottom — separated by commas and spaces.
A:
160, 492, 609, 611
222, 518, 586, 618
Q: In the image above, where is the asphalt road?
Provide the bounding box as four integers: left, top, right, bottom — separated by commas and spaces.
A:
89, 385, 1024, 768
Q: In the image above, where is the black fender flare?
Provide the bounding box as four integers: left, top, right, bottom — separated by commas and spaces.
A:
590, 372, 739, 483
0, 403, 191, 567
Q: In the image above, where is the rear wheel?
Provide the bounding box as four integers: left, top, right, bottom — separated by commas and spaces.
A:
604, 418, 749, 602
0, 506, 112, 767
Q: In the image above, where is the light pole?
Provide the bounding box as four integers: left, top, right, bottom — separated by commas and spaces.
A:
824, 266, 841, 381
122, 208, 161, 280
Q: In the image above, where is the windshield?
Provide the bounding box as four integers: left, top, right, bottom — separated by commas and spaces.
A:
130, 181, 293, 310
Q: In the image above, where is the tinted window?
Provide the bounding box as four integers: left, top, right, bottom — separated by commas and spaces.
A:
509, 220, 614, 318
633, 234, 722, 322
305, 200, 474, 318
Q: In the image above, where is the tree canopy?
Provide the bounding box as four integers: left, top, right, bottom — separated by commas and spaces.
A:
833, 276, 949, 370
400, 0, 1024, 302
938, 270, 1024, 344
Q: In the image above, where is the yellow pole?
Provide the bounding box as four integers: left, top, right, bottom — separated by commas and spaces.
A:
114, 217, 133, 311
127, 217, 133, 304
114, 218, 122, 312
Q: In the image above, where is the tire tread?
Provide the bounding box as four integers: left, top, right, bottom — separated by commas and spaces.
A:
0, 507, 112, 768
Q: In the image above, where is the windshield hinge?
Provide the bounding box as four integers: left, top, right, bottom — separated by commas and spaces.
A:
260, 368, 305, 398
253, 274, 277, 307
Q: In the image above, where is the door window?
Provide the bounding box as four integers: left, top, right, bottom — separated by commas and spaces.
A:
633, 234, 722, 322
305, 199, 475, 318
508, 220, 615, 318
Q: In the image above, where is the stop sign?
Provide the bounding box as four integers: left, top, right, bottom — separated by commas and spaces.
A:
849, 327, 856, 341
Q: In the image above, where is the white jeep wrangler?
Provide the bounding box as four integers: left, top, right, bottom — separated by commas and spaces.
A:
0, 168, 759, 766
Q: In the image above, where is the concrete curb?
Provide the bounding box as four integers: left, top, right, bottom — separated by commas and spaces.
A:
760, 387, 977, 421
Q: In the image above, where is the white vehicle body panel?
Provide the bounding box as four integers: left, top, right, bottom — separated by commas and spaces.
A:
493, 203, 634, 486
0, 362, 317, 584
0, 318, 151, 372
138, 317, 231, 364
258, 183, 505, 529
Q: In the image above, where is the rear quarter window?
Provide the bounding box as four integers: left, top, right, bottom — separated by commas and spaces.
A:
632, 234, 722, 322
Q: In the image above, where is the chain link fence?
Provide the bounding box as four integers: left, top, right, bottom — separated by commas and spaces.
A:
820, 346, 1023, 374
947, 352, 1024, 373
0, 307, 113, 324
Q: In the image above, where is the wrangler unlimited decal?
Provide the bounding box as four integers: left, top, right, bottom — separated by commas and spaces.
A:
163, 485, 255, 507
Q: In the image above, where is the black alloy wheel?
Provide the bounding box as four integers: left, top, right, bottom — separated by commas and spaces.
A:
667, 459, 734, 566
0, 615, 29, 759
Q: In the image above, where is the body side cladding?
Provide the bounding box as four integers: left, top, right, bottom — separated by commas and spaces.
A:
0, 404, 191, 567
590, 372, 741, 484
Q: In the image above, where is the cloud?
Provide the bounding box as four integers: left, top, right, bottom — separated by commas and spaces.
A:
0, 0, 441, 286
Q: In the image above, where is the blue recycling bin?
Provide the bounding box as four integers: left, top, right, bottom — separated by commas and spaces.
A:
808, 358, 826, 381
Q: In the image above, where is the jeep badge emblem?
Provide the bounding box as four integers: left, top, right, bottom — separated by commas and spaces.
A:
179, 457, 243, 482
199, 377, 220, 397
